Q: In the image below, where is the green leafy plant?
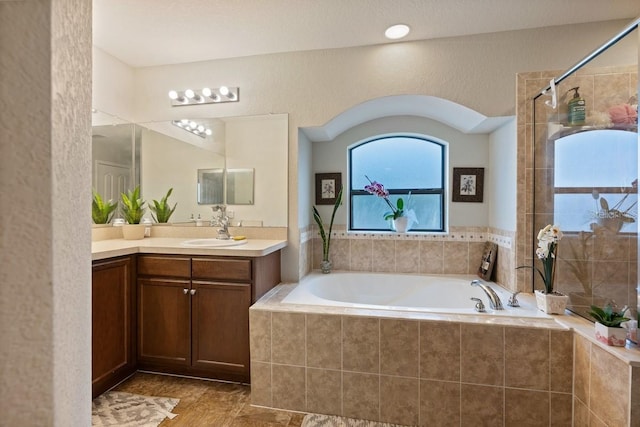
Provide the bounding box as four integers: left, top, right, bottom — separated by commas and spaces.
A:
588, 304, 630, 328
120, 186, 146, 224
313, 187, 343, 262
149, 188, 177, 223
92, 190, 118, 224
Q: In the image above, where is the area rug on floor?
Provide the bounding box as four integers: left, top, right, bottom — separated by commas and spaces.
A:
302, 413, 408, 427
92, 391, 179, 427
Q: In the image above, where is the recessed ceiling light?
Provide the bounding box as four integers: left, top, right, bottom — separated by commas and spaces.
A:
385, 24, 410, 40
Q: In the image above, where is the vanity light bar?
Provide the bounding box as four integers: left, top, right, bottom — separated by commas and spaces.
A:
171, 119, 213, 138
168, 86, 239, 106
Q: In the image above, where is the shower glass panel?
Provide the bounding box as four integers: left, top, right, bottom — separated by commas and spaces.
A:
532, 24, 638, 320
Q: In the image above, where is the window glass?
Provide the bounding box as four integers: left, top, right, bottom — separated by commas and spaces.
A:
349, 136, 446, 232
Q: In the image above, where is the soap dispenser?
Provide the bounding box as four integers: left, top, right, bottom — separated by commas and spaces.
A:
567, 87, 586, 126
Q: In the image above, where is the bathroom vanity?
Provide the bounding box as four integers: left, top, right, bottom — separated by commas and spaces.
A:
91, 238, 285, 398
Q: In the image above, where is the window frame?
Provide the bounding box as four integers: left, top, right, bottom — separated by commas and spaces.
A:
347, 134, 447, 233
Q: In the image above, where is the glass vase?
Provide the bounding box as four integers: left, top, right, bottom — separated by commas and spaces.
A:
320, 259, 332, 274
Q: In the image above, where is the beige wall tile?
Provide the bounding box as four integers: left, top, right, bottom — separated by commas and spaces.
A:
379, 376, 419, 426
306, 314, 341, 370
574, 334, 590, 405
343, 372, 379, 421
343, 316, 379, 373
420, 321, 460, 382
380, 319, 419, 377
250, 362, 271, 407
574, 396, 589, 427
249, 310, 271, 362
350, 240, 372, 271
419, 379, 460, 427
420, 242, 444, 274
550, 392, 572, 427
443, 242, 469, 274
396, 240, 420, 273
505, 388, 549, 427
306, 368, 342, 416
468, 242, 486, 274
461, 324, 504, 386
589, 412, 608, 427
271, 312, 306, 366
550, 330, 573, 393
271, 364, 306, 411
460, 384, 503, 427
504, 327, 549, 390
372, 240, 395, 272
589, 344, 630, 427
631, 367, 640, 427
328, 238, 350, 271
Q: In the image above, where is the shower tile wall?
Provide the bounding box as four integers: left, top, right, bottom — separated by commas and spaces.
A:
299, 225, 516, 290
516, 66, 638, 308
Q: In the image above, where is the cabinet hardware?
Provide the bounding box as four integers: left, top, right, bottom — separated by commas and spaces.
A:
183, 288, 188, 294
190, 289, 196, 295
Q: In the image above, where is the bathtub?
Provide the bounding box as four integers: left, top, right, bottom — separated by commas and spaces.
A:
282, 271, 551, 319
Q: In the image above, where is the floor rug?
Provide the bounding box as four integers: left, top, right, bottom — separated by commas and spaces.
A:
302, 413, 409, 427
92, 391, 179, 427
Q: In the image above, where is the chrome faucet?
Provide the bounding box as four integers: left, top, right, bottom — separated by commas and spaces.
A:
211, 205, 231, 240
470, 279, 504, 310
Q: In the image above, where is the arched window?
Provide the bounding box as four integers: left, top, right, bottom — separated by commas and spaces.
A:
349, 135, 446, 232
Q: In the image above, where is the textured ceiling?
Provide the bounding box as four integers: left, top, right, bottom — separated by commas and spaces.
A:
93, 0, 640, 68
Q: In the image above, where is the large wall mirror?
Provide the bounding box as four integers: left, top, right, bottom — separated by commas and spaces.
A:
91, 112, 288, 227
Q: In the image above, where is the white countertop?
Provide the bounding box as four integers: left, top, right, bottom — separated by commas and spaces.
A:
92, 237, 287, 260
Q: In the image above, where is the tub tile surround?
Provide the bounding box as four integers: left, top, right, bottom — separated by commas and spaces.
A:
250, 285, 578, 426
300, 225, 516, 290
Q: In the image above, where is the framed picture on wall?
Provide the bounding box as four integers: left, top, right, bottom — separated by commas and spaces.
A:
315, 173, 342, 205
452, 167, 484, 202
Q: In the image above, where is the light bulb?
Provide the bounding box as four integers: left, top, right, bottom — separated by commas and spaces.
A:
185, 89, 195, 99
219, 86, 230, 96
385, 24, 410, 40
189, 121, 197, 129
168, 90, 178, 100
205, 129, 212, 136
202, 87, 212, 97
197, 125, 205, 132
180, 119, 189, 124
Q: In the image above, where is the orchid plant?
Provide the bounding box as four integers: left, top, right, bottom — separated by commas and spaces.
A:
364, 176, 409, 220
517, 224, 563, 294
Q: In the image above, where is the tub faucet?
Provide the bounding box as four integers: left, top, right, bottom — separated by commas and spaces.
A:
470, 279, 504, 310
211, 205, 231, 240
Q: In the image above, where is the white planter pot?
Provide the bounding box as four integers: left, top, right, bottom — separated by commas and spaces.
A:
594, 322, 627, 347
534, 290, 569, 315
122, 224, 145, 240
393, 216, 409, 233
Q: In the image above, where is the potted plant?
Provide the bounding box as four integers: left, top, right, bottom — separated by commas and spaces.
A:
313, 187, 342, 273
120, 186, 146, 240
363, 176, 417, 232
588, 304, 630, 346
92, 190, 118, 224
516, 224, 568, 314
149, 188, 177, 224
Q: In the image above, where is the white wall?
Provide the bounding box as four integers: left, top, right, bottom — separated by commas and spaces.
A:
224, 114, 288, 227
488, 118, 518, 231
312, 116, 490, 227
93, 47, 135, 121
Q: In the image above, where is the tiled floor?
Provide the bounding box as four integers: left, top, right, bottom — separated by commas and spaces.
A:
111, 372, 305, 426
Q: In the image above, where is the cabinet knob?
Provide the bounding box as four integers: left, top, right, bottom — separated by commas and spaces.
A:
183, 288, 188, 294
190, 289, 196, 295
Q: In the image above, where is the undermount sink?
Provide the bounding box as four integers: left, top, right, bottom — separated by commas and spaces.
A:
180, 238, 248, 247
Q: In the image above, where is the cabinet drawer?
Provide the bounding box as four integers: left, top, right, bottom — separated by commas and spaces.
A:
138, 256, 191, 278
192, 258, 252, 282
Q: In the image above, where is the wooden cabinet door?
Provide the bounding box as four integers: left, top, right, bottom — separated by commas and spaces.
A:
138, 278, 191, 367
92, 257, 135, 398
191, 280, 251, 379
